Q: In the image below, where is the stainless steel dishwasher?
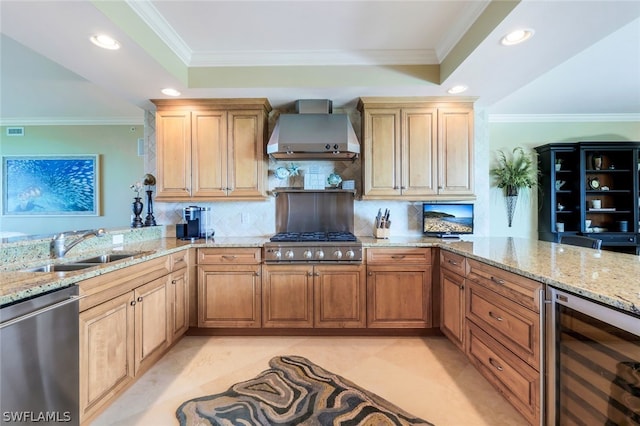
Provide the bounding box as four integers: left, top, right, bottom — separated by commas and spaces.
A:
1, 285, 80, 426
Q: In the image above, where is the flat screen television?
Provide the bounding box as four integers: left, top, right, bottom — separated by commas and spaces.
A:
423, 203, 474, 237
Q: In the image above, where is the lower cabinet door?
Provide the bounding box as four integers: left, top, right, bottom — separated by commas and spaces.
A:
440, 268, 465, 350
134, 276, 170, 375
366, 265, 432, 328
198, 264, 262, 327
169, 267, 189, 340
262, 264, 313, 328
314, 264, 366, 328
79, 292, 135, 423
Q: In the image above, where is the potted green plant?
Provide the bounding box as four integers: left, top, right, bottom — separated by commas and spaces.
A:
490, 147, 539, 226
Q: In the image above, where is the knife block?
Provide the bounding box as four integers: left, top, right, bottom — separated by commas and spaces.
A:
374, 227, 390, 239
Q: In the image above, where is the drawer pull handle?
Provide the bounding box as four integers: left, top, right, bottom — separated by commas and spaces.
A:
391, 255, 406, 259
490, 276, 505, 285
489, 311, 503, 321
489, 357, 504, 372
447, 260, 458, 265
222, 255, 237, 260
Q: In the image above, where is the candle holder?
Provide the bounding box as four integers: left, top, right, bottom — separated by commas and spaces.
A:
143, 173, 157, 227
144, 189, 156, 226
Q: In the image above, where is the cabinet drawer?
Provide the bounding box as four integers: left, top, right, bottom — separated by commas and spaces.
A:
466, 281, 540, 369
467, 322, 539, 425
366, 248, 431, 265
198, 248, 261, 264
466, 259, 542, 312
440, 250, 466, 275
169, 250, 189, 271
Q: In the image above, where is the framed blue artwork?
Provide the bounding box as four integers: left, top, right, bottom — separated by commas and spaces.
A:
2, 155, 100, 216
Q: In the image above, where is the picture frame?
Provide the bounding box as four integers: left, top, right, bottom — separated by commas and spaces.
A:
2, 155, 100, 216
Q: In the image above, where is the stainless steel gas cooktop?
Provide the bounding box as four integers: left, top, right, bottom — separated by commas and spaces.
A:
265, 190, 362, 263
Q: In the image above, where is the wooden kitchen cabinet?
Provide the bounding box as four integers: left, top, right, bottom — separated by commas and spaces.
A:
79, 292, 134, 423
197, 248, 262, 328
439, 250, 466, 350
169, 267, 189, 341
133, 276, 170, 375
153, 98, 271, 201
366, 248, 432, 328
314, 264, 366, 328
168, 250, 190, 340
78, 252, 190, 424
357, 97, 474, 200
262, 263, 366, 328
262, 264, 313, 328
465, 258, 542, 425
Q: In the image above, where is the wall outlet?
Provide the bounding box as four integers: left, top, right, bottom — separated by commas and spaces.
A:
112, 234, 124, 245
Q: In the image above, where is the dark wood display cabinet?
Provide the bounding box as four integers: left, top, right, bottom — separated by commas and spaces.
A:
535, 141, 640, 254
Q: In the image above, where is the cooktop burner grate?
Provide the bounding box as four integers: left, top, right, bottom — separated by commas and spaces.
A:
270, 231, 357, 243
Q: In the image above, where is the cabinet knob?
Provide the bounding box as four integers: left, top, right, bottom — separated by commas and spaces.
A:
448, 260, 458, 265
489, 357, 504, 372
171, 279, 177, 284
490, 276, 505, 285
314, 272, 320, 277
255, 271, 261, 277
130, 300, 136, 306
137, 296, 143, 302
368, 272, 373, 276
308, 271, 314, 277
489, 311, 504, 321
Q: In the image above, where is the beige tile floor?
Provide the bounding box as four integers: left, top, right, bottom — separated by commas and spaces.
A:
92, 336, 528, 425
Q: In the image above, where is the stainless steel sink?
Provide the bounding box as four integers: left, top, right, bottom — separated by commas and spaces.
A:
23, 263, 96, 272
20, 251, 149, 273
77, 253, 139, 263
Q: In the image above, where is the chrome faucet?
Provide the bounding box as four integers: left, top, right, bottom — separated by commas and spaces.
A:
51, 228, 106, 258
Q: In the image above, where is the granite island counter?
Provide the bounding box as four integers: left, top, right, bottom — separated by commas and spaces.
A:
362, 236, 640, 316
1, 235, 639, 316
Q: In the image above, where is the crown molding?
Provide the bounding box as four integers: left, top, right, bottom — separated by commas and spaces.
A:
126, 0, 192, 64
0, 117, 144, 126
488, 113, 640, 123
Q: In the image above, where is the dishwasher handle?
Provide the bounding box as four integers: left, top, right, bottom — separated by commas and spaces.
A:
0, 295, 81, 329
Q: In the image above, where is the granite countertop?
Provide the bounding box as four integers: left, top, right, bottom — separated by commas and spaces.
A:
362, 236, 640, 316
2, 235, 639, 317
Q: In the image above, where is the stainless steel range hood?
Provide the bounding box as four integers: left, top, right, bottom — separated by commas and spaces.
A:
267, 100, 360, 161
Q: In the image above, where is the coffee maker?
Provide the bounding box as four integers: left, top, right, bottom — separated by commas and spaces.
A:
176, 206, 211, 240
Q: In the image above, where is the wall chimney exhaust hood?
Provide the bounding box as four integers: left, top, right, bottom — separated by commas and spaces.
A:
267, 100, 360, 161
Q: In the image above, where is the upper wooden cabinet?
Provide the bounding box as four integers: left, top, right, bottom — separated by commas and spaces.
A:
152, 98, 272, 201
357, 97, 475, 200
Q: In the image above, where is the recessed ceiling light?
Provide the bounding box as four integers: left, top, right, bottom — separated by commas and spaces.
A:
447, 85, 468, 94
161, 88, 181, 97
90, 34, 120, 50
501, 29, 534, 46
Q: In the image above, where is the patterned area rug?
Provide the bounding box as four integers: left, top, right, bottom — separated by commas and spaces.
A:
176, 355, 433, 425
